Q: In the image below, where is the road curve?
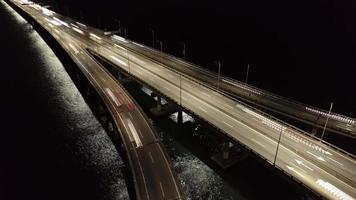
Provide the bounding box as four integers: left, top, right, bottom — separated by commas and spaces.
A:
6, 1, 184, 199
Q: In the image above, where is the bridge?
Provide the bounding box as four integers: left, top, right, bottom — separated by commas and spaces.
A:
9, 0, 356, 199
108, 42, 356, 139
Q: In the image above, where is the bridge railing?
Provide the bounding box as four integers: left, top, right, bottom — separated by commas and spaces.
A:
104, 32, 356, 160
119, 38, 356, 126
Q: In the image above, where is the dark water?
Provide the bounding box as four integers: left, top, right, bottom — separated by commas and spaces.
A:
39, 0, 356, 117
0, 2, 129, 200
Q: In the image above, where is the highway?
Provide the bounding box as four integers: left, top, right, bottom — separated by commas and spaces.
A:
6, 1, 184, 199
10, 0, 356, 199
99, 36, 356, 139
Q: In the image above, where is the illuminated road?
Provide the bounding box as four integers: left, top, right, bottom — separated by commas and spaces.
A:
6, 1, 184, 200
10, 0, 356, 199
102, 35, 356, 139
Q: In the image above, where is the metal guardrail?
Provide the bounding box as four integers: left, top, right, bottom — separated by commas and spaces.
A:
93, 34, 356, 161
121, 38, 356, 125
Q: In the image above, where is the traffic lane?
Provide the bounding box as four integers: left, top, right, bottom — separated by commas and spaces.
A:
137, 143, 182, 200
279, 129, 356, 186
126, 108, 158, 145
180, 73, 356, 185
276, 145, 356, 200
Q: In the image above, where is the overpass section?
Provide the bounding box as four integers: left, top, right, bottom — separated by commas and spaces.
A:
11, 1, 356, 199
6, 1, 184, 199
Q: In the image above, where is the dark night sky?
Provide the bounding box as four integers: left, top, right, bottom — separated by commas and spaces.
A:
40, 0, 356, 116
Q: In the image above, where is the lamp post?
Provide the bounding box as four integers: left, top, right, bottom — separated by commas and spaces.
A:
320, 102, 333, 142
217, 61, 221, 92
127, 48, 130, 74
179, 74, 182, 105
151, 29, 155, 48
159, 40, 163, 52
245, 64, 250, 84
273, 126, 284, 165
115, 19, 121, 36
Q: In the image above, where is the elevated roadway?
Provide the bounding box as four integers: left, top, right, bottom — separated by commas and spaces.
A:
11, 0, 356, 199
104, 35, 356, 139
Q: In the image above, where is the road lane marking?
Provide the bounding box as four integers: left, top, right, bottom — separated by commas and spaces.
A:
104, 88, 120, 106
251, 138, 266, 148
137, 129, 144, 139
127, 119, 143, 148
159, 181, 165, 198
198, 106, 208, 113
222, 120, 233, 128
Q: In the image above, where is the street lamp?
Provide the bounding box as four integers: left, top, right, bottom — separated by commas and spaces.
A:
151, 29, 155, 48
115, 19, 121, 36
127, 48, 130, 74
320, 102, 333, 142
273, 126, 284, 165
245, 64, 250, 84
179, 74, 182, 105
217, 61, 221, 92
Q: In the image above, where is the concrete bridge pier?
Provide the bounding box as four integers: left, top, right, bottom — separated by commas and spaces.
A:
149, 92, 178, 118
211, 139, 247, 169
177, 109, 183, 124
156, 95, 162, 111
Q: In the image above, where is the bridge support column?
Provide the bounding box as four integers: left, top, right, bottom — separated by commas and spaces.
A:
156, 96, 162, 111
177, 110, 183, 124
211, 140, 247, 169
149, 93, 178, 117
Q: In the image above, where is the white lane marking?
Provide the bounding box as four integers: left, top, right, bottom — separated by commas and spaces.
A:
105, 88, 120, 106
295, 159, 314, 171
222, 120, 234, 128
198, 106, 208, 113
89, 32, 102, 40
306, 151, 325, 162
203, 92, 211, 98
159, 182, 165, 198
251, 138, 266, 148
327, 156, 344, 166
137, 129, 144, 139
114, 43, 126, 50
148, 152, 155, 163
127, 119, 143, 148
68, 43, 79, 54
72, 27, 84, 35
128, 112, 133, 119
110, 55, 127, 66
